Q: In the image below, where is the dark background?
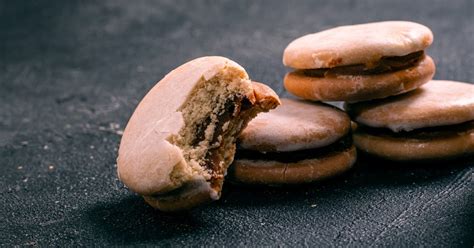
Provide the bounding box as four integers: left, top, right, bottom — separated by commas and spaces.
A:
1, 0, 473, 246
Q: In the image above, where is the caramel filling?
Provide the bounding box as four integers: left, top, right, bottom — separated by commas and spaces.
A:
200, 96, 253, 188
235, 134, 353, 163
298, 51, 425, 77
356, 121, 474, 139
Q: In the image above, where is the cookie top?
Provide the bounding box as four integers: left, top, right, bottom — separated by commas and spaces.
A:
346, 80, 474, 132
283, 21, 433, 69
239, 99, 351, 152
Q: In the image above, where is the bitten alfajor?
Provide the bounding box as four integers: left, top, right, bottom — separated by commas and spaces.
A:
117, 56, 280, 211
283, 21, 436, 102
346, 80, 474, 161
228, 99, 356, 185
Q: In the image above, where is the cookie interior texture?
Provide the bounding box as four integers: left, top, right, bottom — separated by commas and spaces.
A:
167, 70, 258, 192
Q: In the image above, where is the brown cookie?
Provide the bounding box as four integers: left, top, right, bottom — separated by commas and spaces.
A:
346, 80, 474, 160
229, 99, 356, 185
117, 56, 280, 211
283, 21, 435, 102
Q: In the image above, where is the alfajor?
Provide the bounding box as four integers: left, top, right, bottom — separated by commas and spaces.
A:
346, 80, 474, 161
283, 21, 436, 102
228, 99, 356, 185
117, 56, 280, 211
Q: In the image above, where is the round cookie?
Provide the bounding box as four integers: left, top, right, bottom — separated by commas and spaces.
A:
229, 99, 356, 184
282, 21, 435, 102
346, 80, 474, 160
117, 56, 280, 211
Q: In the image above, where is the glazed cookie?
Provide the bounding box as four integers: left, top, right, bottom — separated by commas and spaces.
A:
346, 80, 474, 160
283, 21, 435, 102
228, 99, 356, 185
117, 56, 280, 211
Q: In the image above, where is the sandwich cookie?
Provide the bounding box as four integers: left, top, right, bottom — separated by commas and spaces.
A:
228, 99, 356, 185
283, 21, 436, 102
346, 80, 474, 161
117, 56, 280, 211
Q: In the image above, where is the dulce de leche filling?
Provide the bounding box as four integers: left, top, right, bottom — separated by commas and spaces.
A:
235, 134, 353, 163
154, 96, 254, 198
298, 51, 425, 77
200, 96, 253, 188
356, 121, 474, 139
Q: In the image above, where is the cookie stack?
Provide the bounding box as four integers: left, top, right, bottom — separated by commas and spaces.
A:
230, 21, 473, 185
279, 21, 473, 161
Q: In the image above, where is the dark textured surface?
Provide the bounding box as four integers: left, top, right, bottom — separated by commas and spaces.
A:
1, 0, 473, 246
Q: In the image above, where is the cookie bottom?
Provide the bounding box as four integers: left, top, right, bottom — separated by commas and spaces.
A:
143, 179, 218, 212
228, 146, 356, 185
284, 56, 435, 102
353, 123, 474, 161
